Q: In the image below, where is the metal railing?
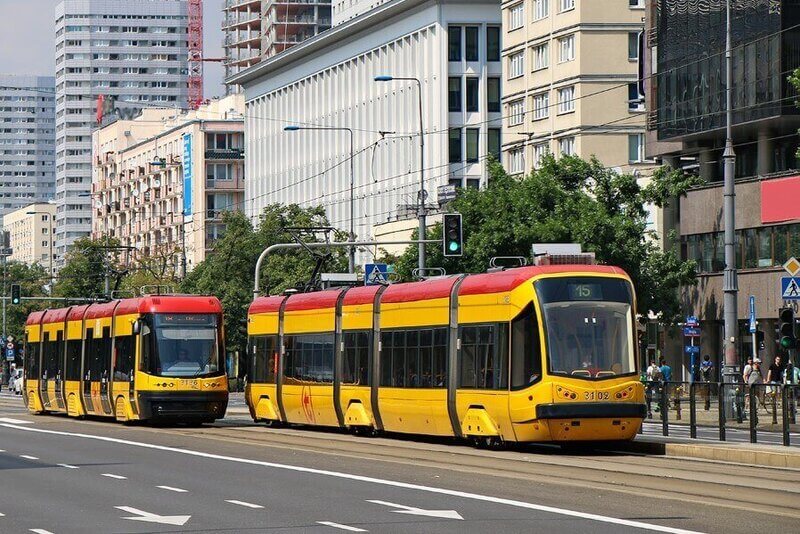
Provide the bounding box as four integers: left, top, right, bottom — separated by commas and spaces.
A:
641, 380, 799, 446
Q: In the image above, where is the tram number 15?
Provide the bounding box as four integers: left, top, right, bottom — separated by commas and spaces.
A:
584, 391, 609, 401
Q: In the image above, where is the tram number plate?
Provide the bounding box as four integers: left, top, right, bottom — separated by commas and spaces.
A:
584, 391, 609, 401
179, 379, 199, 389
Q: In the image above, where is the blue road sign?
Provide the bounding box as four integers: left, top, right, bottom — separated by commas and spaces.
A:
5, 348, 15, 361
685, 316, 699, 327
365, 263, 388, 286
683, 327, 701, 337
685, 345, 700, 355
749, 295, 757, 333
781, 277, 800, 300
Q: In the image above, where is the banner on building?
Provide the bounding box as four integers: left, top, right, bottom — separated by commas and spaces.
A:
183, 133, 192, 216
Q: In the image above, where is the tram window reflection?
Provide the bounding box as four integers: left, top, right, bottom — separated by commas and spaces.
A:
380, 327, 448, 388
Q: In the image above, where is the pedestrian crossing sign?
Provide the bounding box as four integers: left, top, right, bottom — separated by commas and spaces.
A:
781, 277, 800, 300
364, 263, 388, 286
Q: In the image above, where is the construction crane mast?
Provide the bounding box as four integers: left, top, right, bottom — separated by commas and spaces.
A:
187, 0, 204, 110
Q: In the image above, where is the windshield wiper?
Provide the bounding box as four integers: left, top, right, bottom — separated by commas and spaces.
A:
192, 351, 218, 378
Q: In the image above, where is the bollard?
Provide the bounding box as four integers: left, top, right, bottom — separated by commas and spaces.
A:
735, 386, 743, 424
749, 386, 758, 444
704, 382, 711, 411
661, 382, 669, 436
718, 383, 726, 442
772, 389, 778, 425
689, 382, 697, 439
675, 385, 682, 421
782, 385, 790, 447
791, 386, 797, 425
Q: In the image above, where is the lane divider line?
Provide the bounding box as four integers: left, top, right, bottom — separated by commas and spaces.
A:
102, 473, 127, 480
0, 422, 704, 534
57, 463, 79, 469
225, 500, 264, 509
157, 485, 188, 493
19, 455, 38, 460
317, 521, 368, 532
30, 529, 55, 534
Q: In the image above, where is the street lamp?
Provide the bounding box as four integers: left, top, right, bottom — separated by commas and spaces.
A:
283, 125, 356, 274
26, 210, 54, 290
374, 75, 427, 271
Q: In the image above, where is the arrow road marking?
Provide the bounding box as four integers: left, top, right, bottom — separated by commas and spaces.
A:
317, 521, 368, 532
225, 500, 264, 509
116, 506, 191, 526
367, 500, 463, 520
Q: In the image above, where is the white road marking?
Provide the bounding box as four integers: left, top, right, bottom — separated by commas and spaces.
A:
157, 485, 188, 493
0, 417, 32, 424
101, 473, 127, 480
19, 455, 38, 460
57, 463, 79, 469
116, 506, 191, 526
367, 499, 463, 520
1, 423, 704, 534
30, 530, 55, 534
317, 521, 368, 532
225, 500, 263, 509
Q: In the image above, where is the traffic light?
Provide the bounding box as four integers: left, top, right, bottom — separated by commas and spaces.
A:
778, 307, 797, 350
756, 330, 765, 351
442, 213, 463, 257
10, 284, 20, 305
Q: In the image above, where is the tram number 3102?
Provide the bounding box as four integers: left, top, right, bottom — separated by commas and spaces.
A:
584, 391, 610, 401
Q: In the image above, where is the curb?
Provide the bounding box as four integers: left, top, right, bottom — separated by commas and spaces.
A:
617, 438, 800, 469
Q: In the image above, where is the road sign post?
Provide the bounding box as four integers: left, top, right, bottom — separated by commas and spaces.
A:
749, 296, 757, 360
684, 316, 701, 383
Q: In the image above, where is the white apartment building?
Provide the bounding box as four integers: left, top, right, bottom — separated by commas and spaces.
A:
0, 76, 56, 226
229, 0, 502, 258
501, 0, 648, 175
54, 0, 190, 265
92, 95, 245, 272
3, 203, 57, 271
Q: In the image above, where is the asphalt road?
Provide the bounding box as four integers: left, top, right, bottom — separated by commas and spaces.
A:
0, 392, 798, 534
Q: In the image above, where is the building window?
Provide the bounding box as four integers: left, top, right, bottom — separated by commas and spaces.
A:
487, 77, 501, 112
628, 83, 644, 111
558, 35, 575, 62
628, 32, 639, 60
488, 129, 501, 161
533, 0, 549, 20
448, 77, 462, 112
533, 142, 549, 168
449, 128, 462, 163
508, 98, 525, 126
629, 0, 644, 7
532, 42, 549, 71
509, 3, 524, 30
559, 136, 576, 156
466, 78, 479, 112
466, 129, 479, 163
508, 148, 525, 174
628, 133, 645, 163
509, 51, 524, 79
448, 26, 462, 61
487, 26, 501, 61
465, 27, 479, 61
559, 0, 575, 12
533, 92, 549, 120
557, 86, 575, 114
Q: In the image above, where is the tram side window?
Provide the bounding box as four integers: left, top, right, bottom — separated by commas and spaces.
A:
43, 331, 60, 379
100, 326, 112, 381
83, 328, 94, 380
25, 339, 39, 379
459, 323, 509, 390
65, 339, 81, 381
342, 331, 370, 385
380, 327, 447, 388
250, 334, 278, 383
284, 333, 334, 384
510, 304, 542, 389
114, 335, 135, 381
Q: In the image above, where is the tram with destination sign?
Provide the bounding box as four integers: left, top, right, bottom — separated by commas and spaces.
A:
245, 265, 645, 444
23, 296, 228, 423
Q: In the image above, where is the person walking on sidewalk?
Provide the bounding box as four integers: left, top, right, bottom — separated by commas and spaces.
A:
700, 355, 714, 409
646, 360, 662, 416
747, 358, 764, 410
742, 357, 753, 383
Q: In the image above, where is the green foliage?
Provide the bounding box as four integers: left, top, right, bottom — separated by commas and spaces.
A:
181, 205, 347, 354
384, 155, 698, 324
53, 236, 122, 299
2, 261, 50, 340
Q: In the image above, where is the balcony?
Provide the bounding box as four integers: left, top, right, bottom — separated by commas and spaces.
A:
205, 148, 244, 160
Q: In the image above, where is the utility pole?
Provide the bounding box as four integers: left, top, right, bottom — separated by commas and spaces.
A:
722, 0, 739, 391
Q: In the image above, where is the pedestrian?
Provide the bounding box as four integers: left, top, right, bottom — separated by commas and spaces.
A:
645, 360, 661, 416
659, 359, 672, 382
766, 355, 785, 385
747, 358, 764, 408
742, 357, 753, 383
646, 360, 662, 382
700, 355, 714, 409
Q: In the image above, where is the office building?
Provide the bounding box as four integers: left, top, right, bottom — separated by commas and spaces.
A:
3, 203, 57, 270
0, 75, 56, 225
55, 0, 190, 265
644, 0, 800, 378
229, 0, 501, 262
92, 95, 244, 272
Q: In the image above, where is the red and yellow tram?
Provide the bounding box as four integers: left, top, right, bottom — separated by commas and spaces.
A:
246, 265, 645, 443
24, 295, 228, 423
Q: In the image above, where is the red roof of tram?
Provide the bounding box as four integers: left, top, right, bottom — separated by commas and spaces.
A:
284, 289, 343, 312
342, 285, 382, 306
27, 296, 222, 326
249, 295, 286, 315
458, 265, 626, 296
67, 305, 90, 321
381, 276, 459, 304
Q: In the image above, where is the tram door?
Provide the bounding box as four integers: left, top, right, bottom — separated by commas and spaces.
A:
39, 331, 53, 410
53, 330, 65, 410
82, 327, 95, 413
98, 326, 113, 415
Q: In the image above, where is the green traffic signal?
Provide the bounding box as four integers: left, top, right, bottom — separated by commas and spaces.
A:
448, 241, 459, 252
442, 213, 463, 257
777, 307, 797, 350
10, 284, 20, 305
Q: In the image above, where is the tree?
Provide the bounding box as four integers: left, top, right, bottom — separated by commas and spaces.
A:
384, 156, 700, 324
2, 261, 50, 341
53, 236, 124, 299
181, 205, 347, 356
119, 243, 182, 297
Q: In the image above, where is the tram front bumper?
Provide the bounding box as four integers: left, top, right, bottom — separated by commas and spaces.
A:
536, 402, 646, 441
137, 391, 228, 421
536, 402, 646, 420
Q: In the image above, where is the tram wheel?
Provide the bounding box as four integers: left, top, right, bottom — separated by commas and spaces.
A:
473, 436, 503, 450
263, 419, 283, 428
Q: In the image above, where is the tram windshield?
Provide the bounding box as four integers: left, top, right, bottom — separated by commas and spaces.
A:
143, 314, 222, 377
535, 277, 636, 379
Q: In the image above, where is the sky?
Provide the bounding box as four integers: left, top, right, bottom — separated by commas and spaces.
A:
0, 0, 226, 98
